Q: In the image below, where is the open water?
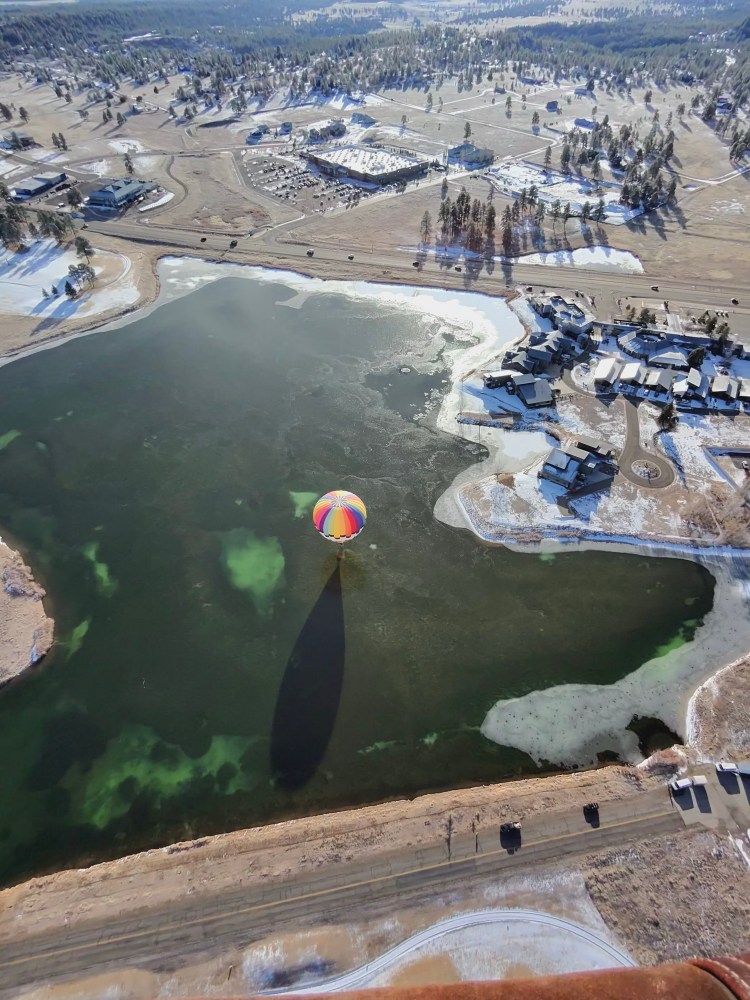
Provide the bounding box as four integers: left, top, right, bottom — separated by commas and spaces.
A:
0, 273, 713, 884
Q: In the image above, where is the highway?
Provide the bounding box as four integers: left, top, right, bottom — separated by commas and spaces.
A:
0, 788, 680, 998
85, 214, 750, 324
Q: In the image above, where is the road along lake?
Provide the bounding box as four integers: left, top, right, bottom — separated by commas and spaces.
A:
0, 261, 714, 884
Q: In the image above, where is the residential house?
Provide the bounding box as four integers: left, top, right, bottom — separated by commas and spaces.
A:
593, 358, 621, 387
644, 369, 674, 395
711, 375, 740, 401
672, 367, 709, 403
530, 294, 593, 340
539, 448, 579, 489
511, 373, 553, 408
619, 361, 646, 386
481, 370, 515, 389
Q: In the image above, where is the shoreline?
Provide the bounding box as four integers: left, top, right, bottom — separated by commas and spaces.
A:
0, 253, 748, 899
0, 537, 54, 688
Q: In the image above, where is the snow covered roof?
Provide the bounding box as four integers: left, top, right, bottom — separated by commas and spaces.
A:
308, 144, 425, 177
619, 362, 645, 383
649, 347, 689, 369
711, 375, 739, 398
593, 358, 621, 383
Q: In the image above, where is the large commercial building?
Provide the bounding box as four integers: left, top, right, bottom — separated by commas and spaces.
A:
88, 178, 156, 210
12, 172, 67, 199
304, 145, 428, 185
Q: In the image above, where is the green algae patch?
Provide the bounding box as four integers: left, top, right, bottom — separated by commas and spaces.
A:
61, 618, 91, 661
71, 726, 254, 828
0, 430, 21, 451
82, 542, 118, 597
289, 491, 319, 519
220, 528, 284, 615
652, 619, 700, 660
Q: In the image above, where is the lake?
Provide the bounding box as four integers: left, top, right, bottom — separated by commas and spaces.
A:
0, 265, 713, 884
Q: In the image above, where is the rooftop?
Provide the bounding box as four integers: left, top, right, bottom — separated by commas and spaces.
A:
307, 144, 426, 177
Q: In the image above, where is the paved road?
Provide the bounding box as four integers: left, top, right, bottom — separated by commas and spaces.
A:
82, 215, 750, 320
618, 397, 676, 488
273, 908, 635, 994
0, 789, 679, 998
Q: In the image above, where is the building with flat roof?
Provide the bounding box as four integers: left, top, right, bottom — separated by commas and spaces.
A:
304, 145, 428, 185
12, 171, 66, 199
88, 178, 156, 210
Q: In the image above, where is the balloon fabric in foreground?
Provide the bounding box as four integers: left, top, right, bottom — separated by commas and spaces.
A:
312, 490, 367, 544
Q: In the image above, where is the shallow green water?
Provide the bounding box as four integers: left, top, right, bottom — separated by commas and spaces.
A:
0, 275, 713, 884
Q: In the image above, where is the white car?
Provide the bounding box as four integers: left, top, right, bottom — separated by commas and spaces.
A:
716, 762, 739, 773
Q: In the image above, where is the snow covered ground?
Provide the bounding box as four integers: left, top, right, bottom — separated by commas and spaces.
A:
513, 246, 643, 273
138, 191, 174, 212
488, 161, 644, 225
108, 138, 147, 155
0, 240, 139, 320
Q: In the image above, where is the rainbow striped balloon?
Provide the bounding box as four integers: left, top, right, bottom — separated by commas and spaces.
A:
312, 490, 367, 544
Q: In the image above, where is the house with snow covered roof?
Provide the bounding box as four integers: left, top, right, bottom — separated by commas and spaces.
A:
673, 368, 709, 402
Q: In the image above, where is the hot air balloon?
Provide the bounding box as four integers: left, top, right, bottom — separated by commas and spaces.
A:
313, 491, 366, 558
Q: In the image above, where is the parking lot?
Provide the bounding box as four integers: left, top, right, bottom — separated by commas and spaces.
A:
240, 151, 409, 217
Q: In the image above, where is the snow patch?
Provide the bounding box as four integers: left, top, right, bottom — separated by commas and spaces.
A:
512, 247, 643, 274
0, 240, 138, 320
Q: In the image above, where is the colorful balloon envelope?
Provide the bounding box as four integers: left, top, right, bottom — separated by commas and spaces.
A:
313, 490, 367, 544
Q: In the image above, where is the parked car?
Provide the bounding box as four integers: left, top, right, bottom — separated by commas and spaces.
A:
307, 249, 314, 257
583, 801, 599, 815
500, 821, 521, 833
412, 261, 419, 267
229, 239, 238, 249
347, 254, 354, 260
200, 237, 206, 243
716, 762, 739, 773
454, 265, 462, 272
669, 777, 691, 793
732, 297, 739, 305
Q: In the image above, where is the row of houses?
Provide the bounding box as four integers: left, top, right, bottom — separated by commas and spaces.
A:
593, 358, 750, 406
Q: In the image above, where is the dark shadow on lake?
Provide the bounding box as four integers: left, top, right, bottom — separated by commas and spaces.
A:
270, 563, 345, 790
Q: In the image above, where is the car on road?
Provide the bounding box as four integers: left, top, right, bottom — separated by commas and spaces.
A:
731, 297, 739, 305
500, 821, 521, 833
454, 265, 462, 272
583, 801, 599, 816
412, 261, 419, 267
347, 254, 354, 260
229, 240, 238, 249
200, 237, 206, 243
651, 285, 659, 291
307, 249, 314, 257
525, 285, 533, 292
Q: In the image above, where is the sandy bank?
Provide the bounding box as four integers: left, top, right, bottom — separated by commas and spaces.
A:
0, 764, 655, 940
0, 539, 53, 688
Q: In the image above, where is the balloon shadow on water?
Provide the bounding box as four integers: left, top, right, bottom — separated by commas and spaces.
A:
270, 563, 345, 791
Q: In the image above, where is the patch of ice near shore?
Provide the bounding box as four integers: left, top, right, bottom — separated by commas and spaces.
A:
481, 566, 750, 766
157, 257, 523, 368
513, 246, 643, 273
